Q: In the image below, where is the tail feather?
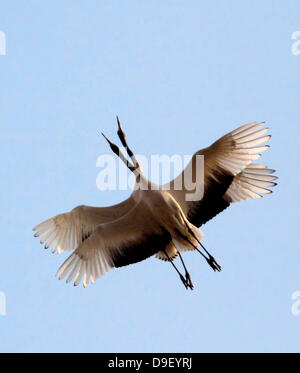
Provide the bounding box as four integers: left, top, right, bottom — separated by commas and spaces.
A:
225, 163, 277, 203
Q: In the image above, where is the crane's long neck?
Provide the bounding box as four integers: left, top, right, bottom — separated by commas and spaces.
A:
102, 116, 144, 181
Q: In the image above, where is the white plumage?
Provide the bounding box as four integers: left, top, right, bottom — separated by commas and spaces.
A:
33, 119, 277, 289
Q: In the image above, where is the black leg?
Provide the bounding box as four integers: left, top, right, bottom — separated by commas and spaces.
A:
163, 250, 191, 290
199, 242, 221, 272
177, 251, 194, 290
182, 222, 222, 272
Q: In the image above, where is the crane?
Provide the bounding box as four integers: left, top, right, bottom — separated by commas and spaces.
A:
33, 118, 277, 289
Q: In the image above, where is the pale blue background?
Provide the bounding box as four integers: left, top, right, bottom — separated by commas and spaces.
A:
0, 0, 299, 352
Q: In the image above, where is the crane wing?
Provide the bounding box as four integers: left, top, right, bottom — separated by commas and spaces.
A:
164, 122, 277, 227
56, 199, 172, 287
33, 193, 137, 254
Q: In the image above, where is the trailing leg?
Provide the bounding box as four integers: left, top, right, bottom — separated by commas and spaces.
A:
177, 251, 194, 290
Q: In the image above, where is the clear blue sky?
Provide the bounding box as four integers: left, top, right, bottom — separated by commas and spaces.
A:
1, 0, 300, 353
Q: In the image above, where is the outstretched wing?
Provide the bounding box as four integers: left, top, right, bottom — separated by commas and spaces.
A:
56, 199, 172, 287
164, 122, 277, 227
33, 193, 137, 254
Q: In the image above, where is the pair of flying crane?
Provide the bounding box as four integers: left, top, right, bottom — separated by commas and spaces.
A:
33, 118, 277, 289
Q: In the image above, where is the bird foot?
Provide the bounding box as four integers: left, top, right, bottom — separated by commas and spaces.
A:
179, 273, 188, 289
179, 273, 194, 290
185, 272, 194, 290
206, 256, 222, 272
